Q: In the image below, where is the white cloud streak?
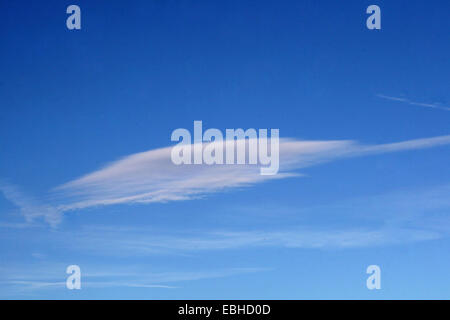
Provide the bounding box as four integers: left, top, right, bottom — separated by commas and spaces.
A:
0, 266, 265, 293
377, 94, 450, 111
68, 226, 440, 255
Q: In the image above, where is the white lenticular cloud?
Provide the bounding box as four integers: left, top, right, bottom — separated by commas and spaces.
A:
50, 135, 450, 213
3, 135, 450, 224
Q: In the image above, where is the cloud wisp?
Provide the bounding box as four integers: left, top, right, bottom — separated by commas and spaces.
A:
0, 181, 61, 226
67, 226, 441, 256
2, 135, 450, 225
0, 266, 265, 293
377, 94, 450, 111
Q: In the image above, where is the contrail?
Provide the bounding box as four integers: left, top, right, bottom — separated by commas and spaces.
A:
377, 94, 450, 112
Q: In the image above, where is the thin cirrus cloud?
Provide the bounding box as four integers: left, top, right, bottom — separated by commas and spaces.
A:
377, 94, 450, 111
49, 183, 450, 254
0, 181, 61, 226
0, 265, 265, 293
2, 135, 450, 225
68, 226, 441, 255
6, 177, 450, 257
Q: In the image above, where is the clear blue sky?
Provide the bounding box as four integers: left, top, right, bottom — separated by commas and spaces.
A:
0, 0, 449, 299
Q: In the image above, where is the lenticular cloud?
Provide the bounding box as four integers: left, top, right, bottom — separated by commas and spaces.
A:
50, 135, 450, 213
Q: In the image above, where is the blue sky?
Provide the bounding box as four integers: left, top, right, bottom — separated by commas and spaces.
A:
0, 0, 449, 299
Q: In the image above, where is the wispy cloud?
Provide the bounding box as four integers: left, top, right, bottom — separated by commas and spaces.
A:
19, 223, 443, 259
0, 181, 60, 226
2, 182, 449, 297
1, 280, 176, 291
0, 266, 265, 293
51, 135, 450, 213
51, 139, 348, 211
377, 94, 450, 111
68, 226, 440, 255
3, 183, 449, 259
2, 135, 450, 225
